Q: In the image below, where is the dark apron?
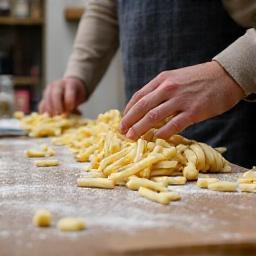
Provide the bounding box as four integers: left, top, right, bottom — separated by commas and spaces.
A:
117, 0, 256, 168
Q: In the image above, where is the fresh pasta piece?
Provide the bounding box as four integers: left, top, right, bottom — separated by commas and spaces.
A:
152, 160, 177, 169
35, 159, 59, 167
239, 183, 256, 193
77, 177, 114, 189
150, 168, 181, 177
33, 209, 52, 227
242, 170, 256, 179
139, 167, 151, 179
98, 147, 131, 171
238, 169, 256, 184
26, 144, 56, 158
214, 147, 227, 154
152, 176, 186, 185
196, 178, 219, 188
40, 144, 56, 156
86, 171, 106, 178
160, 191, 181, 201
134, 139, 146, 162
138, 187, 171, 205
239, 178, 255, 184
183, 162, 199, 181
26, 149, 46, 158
76, 145, 97, 162
199, 143, 216, 171
208, 181, 237, 192
57, 218, 86, 232
109, 153, 164, 182
103, 155, 132, 176
14, 111, 25, 119
183, 148, 197, 165
190, 143, 205, 171
126, 176, 167, 192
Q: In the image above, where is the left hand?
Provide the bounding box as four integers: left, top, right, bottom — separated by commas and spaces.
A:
120, 61, 245, 140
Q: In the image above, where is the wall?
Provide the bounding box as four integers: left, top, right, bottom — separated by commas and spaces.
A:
45, 0, 125, 118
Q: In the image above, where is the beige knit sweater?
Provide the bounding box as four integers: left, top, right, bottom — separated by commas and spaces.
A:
65, 0, 256, 97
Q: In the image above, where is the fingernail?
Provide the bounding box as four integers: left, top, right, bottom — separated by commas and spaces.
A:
126, 129, 135, 139
120, 123, 128, 134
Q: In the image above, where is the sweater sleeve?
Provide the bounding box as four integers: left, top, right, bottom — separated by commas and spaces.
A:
213, 28, 256, 96
64, 0, 119, 96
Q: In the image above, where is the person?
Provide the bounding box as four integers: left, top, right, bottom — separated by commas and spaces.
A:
39, 0, 256, 168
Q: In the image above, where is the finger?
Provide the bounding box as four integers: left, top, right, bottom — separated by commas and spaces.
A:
123, 73, 165, 115
64, 83, 76, 113
76, 82, 87, 105
155, 112, 195, 139
72, 109, 82, 115
121, 87, 167, 134
126, 99, 179, 140
38, 100, 45, 113
44, 86, 54, 116
51, 82, 64, 115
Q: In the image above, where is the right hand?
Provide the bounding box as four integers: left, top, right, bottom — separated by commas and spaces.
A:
39, 77, 87, 115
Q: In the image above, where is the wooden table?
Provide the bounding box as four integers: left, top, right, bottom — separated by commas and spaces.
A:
0, 138, 255, 256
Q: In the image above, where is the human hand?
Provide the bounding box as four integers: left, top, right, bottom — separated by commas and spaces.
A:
120, 61, 245, 140
39, 77, 87, 115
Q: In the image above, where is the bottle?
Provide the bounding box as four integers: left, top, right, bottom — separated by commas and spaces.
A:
0, 75, 15, 118
0, 0, 11, 16
13, 0, 30, 18
31, 0, 41, 19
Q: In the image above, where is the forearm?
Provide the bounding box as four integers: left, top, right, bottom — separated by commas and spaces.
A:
222, 0, 256, 28
213, 28, 256, 96
64, 0, 119, 96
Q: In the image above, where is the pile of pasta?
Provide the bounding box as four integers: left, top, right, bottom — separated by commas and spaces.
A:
16, 111, 87, 137
19, 109, 252, 205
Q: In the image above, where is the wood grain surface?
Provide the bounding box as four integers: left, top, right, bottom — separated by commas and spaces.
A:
0, 138, 255, 256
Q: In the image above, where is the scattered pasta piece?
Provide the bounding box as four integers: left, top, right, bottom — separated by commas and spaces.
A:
35, 159, 59, 167
26, 149, 46, 158
196, 178, 219, 188
33, 209, 52, 227
26, 144, 55, 158
239, 178, 255, 184
14, 111, 25, 119
77, 177, 114, 189
238, 168, 256, 184
126, 176, 167, 192
138, 187, 172, 205
57, 218, 86, 232
152, 176, 186, 186
239, 183, 256, 193
208, 181, 237, 192
160, 191, 182, 201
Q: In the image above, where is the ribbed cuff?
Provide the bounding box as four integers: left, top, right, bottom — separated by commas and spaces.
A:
213, 29, 256, 96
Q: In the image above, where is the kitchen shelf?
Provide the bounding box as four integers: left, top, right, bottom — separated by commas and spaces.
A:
64, 7, 85, 22
0, 16, 43, 26
14, 76, 40, 86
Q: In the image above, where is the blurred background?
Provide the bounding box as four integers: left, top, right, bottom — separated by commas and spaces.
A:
0, 0, 125, 118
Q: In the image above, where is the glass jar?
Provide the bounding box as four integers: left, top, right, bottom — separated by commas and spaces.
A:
0, 75, 15, 118
12, 0, 30, 18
